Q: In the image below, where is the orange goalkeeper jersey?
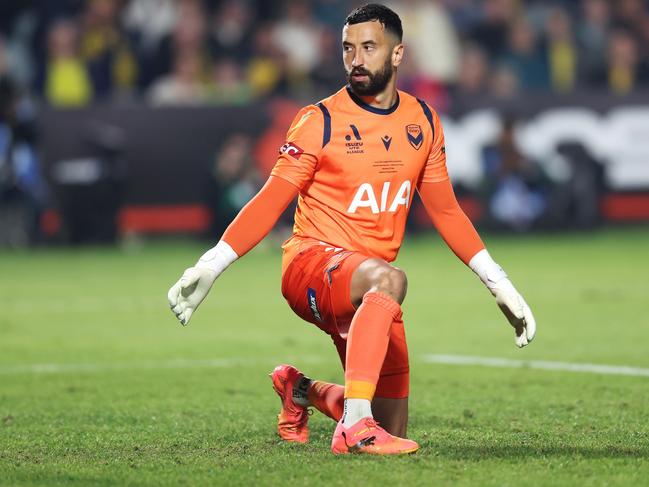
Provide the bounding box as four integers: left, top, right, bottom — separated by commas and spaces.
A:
271, 86, 449, 264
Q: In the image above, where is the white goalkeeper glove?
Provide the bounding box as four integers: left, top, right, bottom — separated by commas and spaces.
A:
167, 241, 238, 326
469, 249, 537, 348
489, 277, 536, 348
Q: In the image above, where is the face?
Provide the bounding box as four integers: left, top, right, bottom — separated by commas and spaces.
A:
342, 20, 402, 96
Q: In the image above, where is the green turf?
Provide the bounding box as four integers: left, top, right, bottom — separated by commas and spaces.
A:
1, 227, 648, 486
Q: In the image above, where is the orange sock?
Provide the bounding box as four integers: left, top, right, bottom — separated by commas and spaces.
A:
307, 381, 344, 420
344, 291, 402, 400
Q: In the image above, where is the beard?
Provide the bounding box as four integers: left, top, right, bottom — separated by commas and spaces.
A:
346, 55, 395, 96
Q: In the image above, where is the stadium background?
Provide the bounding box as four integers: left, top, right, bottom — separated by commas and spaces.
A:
1, 0, 649, 244
1, 1, 649, 485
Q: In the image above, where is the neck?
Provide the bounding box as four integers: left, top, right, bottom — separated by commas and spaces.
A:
353, 76, 398, 109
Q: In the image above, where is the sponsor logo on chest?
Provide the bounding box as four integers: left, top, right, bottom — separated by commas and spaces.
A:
345, 124, 364, 154
347, 180, 412, 214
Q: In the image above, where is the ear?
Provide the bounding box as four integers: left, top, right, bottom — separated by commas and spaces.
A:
392, 43, 404, 67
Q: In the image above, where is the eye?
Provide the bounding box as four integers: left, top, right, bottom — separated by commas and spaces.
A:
364, 45, 374, 51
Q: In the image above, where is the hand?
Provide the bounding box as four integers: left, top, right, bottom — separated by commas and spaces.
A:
489, 278, 537, 348
167, 267, 218, 326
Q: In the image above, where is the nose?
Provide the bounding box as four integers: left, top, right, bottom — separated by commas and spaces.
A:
352, 50, 364, 68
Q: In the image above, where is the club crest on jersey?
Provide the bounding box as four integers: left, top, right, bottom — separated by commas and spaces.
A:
406, 124, 423, 150
279, 141, 304, 159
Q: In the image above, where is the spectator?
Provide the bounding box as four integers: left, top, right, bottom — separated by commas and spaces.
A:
591, 29, 647, 95
122, 0, 179, 89
469, 0, 519, 60
148, 0, 212, 104
638, 15, 649, 65
166, 0, 212, 67
3, 1, 649, 105
148, 49, 207, 105
208, 0, 255, 60
206, 57, 252, 105
442, 0, 483, 35
482, 117, 548, 230
79, 0, 137, 100
206, 133, 260, 237
501, 16, 549, 91
489, 63, 520, 99
122, 0, 178, 49
310, 27, 346, 98
246, 23, 290, 98
613, 0, 649, 67
578, 0, 610, 82
0, 3, 30, 37
389, 0, 461, 84
0, 37, 6, 73
614, 0, 648, 34
42, 19, 93, 107
0, 7, 37, 88
544, 7, 578, 93
0, 56, 46, 245
272, 1, 323, 76
448, 42, 490, 112
313, 0, 349, 31
543, 142, 604, 229
454, 43, 489, 97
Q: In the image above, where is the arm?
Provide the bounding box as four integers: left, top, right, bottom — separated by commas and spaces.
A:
418, 180, 536, 347
167, 175, 299, 325
417, 179, 484, 264
221, 176, 299, 256
167, 104, 324, 325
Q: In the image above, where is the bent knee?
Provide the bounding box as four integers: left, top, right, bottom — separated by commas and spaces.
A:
363, 259, 408, 304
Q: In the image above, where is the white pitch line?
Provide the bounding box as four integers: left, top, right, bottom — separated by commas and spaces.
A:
0, 356, 326, 375
421, 354, 649, 378
1, 354, 648, 378
0, 358, 243, 375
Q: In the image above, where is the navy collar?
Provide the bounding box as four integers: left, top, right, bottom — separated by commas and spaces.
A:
345, 85, 400, 115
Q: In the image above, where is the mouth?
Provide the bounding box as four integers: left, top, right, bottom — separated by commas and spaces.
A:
351, 73, 369, 82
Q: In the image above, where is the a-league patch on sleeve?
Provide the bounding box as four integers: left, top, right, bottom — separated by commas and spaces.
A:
279, 141, 304, 159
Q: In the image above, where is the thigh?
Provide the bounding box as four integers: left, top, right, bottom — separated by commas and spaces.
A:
281, 243, 369, 337
281, 244, 336, 335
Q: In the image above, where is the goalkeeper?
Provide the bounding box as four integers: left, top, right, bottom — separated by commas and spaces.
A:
168, 3, 536, 456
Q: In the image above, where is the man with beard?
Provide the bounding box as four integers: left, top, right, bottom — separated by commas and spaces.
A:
168, 4, 536, 455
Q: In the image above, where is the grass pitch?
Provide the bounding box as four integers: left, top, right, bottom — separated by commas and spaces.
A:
1, 227, 648, 486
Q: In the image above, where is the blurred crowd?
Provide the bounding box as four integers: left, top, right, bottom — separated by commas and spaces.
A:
0, 0, 648, 110
1, 0, 646, 245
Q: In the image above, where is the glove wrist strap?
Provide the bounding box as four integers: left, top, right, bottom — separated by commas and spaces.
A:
469, 249, 507, 290
195, 240, 238, 276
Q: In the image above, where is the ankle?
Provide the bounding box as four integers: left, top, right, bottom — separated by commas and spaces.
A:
342, 398, 372, 426
293, 376, 312, 407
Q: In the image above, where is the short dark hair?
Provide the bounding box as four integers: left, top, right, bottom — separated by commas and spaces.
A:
345, 4, 403, 41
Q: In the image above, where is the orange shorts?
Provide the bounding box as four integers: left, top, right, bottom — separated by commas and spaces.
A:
281, 238, 409, 398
